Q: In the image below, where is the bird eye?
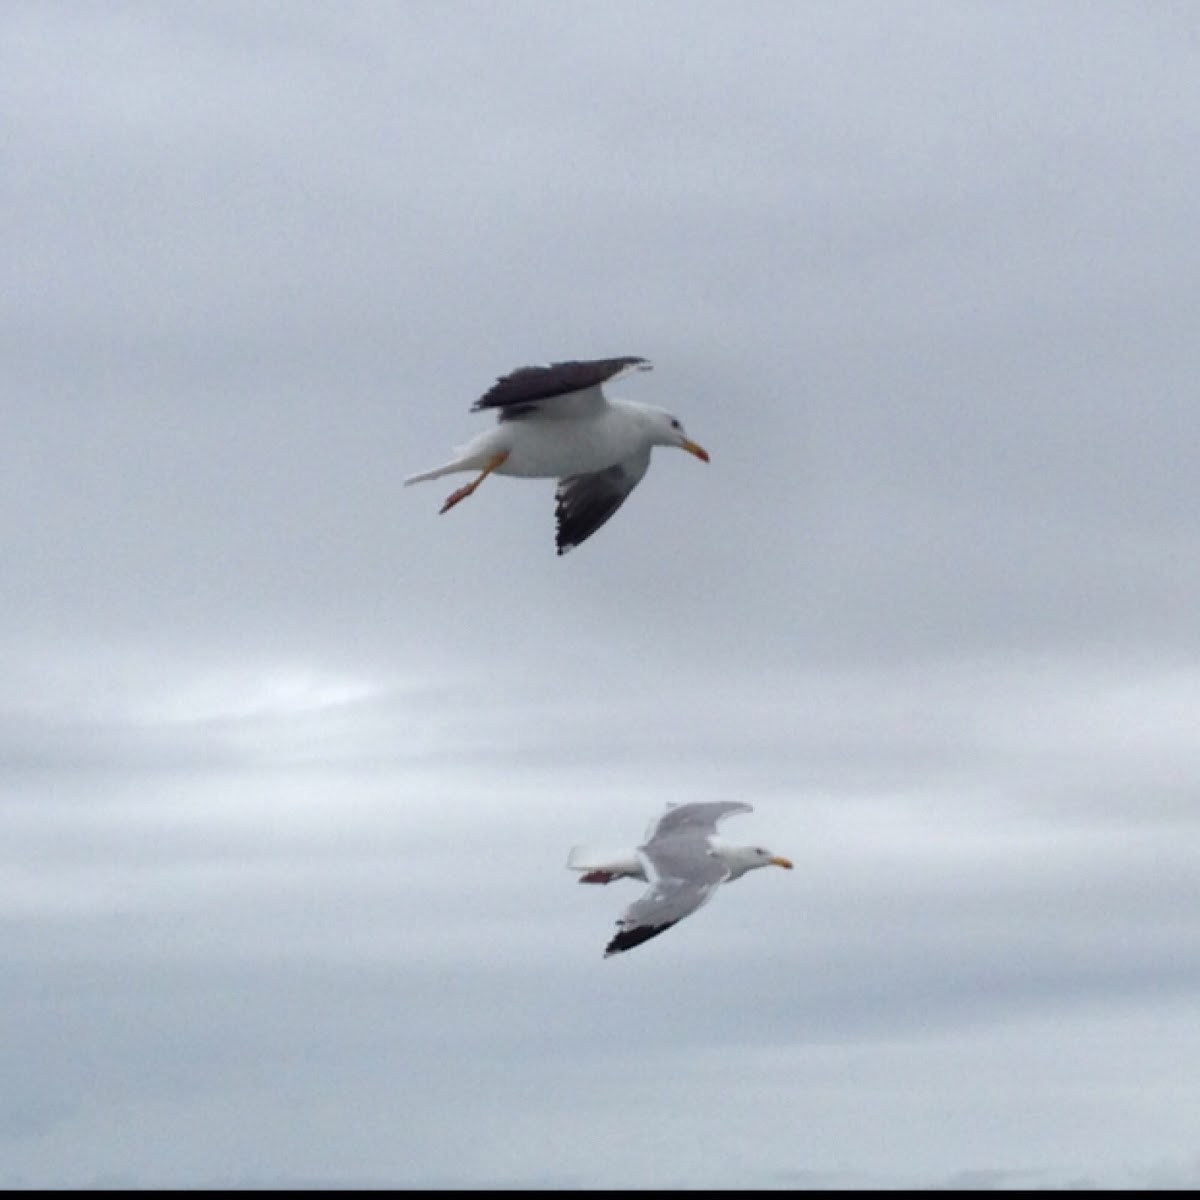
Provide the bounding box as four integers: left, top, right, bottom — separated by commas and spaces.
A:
670, 418, 681, 430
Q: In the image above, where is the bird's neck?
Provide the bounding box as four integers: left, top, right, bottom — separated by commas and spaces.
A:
612, 398, 663, 419
711, 842, 755, 880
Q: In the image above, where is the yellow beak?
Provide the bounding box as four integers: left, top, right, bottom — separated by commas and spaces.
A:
681, 438, 710, 463
770, 856, 794, 870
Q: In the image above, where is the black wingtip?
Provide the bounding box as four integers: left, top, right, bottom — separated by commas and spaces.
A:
553, 462, 637, 556
603, 921, 678, 958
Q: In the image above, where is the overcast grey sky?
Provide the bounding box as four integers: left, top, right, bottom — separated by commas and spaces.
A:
4, 0, 1200, 1189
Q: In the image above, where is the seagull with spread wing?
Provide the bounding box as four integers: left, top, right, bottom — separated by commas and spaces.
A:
566, 801, 793, 957
404, 356, 709, 554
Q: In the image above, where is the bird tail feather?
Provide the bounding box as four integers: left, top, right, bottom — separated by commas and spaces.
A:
565, 845, 641, 880
403, 461, 460, 486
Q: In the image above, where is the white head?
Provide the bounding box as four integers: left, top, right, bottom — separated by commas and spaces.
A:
638, 404, 710, 462
713, 842, 794, 881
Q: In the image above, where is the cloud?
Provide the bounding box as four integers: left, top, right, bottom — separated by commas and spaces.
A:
3, 0, 1200, 1187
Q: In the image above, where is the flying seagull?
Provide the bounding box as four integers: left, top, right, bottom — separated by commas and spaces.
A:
404, 356, 709, 554
566, 801, 793, 957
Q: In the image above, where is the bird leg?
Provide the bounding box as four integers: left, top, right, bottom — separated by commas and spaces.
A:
439, 452, 509, 514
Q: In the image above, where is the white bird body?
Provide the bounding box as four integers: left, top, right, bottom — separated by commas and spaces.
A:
566, 836, 768, 885
406, 398, 670, 483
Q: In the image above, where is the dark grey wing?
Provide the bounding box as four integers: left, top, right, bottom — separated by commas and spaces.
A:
644, 801, 753, 844
604, 847, 729, 957
554, 451, 651, 556
471, 356, 651, 419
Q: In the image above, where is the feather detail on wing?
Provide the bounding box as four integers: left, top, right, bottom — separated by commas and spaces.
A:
554, 452, 651, 555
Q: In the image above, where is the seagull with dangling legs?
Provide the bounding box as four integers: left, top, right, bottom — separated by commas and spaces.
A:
404, 356, 709, 554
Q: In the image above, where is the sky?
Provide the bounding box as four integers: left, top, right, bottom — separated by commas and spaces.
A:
3, 0, 1200, 1189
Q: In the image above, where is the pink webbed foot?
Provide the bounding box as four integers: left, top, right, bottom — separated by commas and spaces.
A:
439, 485, 475, 514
